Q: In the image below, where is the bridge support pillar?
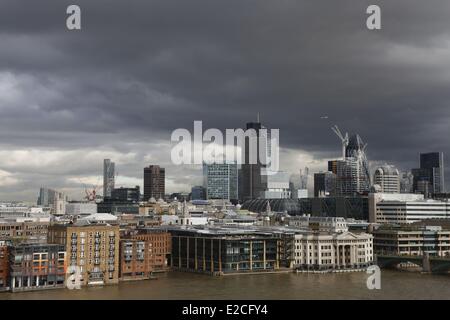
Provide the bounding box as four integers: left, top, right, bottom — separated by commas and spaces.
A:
422, 252, 431, 273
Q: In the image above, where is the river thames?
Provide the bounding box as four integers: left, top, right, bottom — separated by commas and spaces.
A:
1, 270, 450, 300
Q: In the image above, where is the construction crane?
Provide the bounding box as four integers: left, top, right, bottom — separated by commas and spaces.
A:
331, 125, 349, 160
84, 185, 101, 202
78, 177, 101, 202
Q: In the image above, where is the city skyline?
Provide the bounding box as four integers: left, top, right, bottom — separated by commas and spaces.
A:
0, 126, 447, 202
2, 0, 450, 201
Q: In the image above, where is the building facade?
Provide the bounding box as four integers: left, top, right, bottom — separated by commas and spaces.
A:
260, 170, 291, 199
373, 165, 400, 193
345, 134, 371, 191
293, 231, 373, 271
203, 163, 238, 201
170, 227, 291, 275
0, 221, 49, 244
191, 186, 207, 201
314, 171, 336, 197
373, 225, 450, 257
37, 188, 67, 215
0, 240, 9, 291
287, 216, 348, 233
143, 165, 165, 201
119, 229, 171, 280
336, 158, 369, 196
240, 120, 271, 201
111, 186, 140, 202
412, 152, 445, 196
369, 193, 450, 224
103, 159, 115, 199
8, 243, 66, 292
48, 224, 120, 286
65, 202, 97, 216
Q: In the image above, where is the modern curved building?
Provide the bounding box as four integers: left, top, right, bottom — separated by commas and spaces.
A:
373, 164, 400, 193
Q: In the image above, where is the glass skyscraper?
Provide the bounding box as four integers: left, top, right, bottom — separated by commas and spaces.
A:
203, 163, 238, 201
412, 152, 445, 195
103, 159, 115, 198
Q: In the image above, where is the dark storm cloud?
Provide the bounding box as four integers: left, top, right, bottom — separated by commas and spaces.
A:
1, 0, 450, 199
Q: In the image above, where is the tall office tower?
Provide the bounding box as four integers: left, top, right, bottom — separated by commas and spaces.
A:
37, 187, 50, 206
203, 163, 238, 201
103, 159, 115, 199
412, 152, 445, 195
143, 165, 165, 201
345, 134, 371, 191
314, 172, 337, 197
373, 165, 400, 193
239, 118, 271, 201
37, 187, 67, 215
335, 158, 369, 196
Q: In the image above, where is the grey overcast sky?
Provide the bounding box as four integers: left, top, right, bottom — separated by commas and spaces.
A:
1, 0, 450, 201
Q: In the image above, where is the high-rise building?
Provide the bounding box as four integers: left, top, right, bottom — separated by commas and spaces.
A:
37, 188, 67, 215
335, 158, 369, 196
143, 165, 165, 201
412, 152, 445, 195
203, 163, 238, 201
37, 187, 49, 207
103, 159, 115, 199
345, 134, 371, 191
373, 165, 400, 193
331, 133, 371, 197
239, 119, 271, 201
314, 171, 336, 197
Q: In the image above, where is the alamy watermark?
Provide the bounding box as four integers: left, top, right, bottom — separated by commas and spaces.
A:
170, 121, 280, 173
366, 265, 381, 290
66, 265, 82, 290
65, 5, 381, 31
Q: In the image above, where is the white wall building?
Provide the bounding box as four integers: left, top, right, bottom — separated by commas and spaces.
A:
65, 202, 97, 216
368, 192, 450, 223
160, 215, 209, 226
293, 231, 373, 271
373, 165, 400, 193
260, 170, 291, 199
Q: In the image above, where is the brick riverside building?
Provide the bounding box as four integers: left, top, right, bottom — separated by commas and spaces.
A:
48, 223, 120, 286
119, 228, 171, 280
0, 240, 10, 291
0, 221, 49, 244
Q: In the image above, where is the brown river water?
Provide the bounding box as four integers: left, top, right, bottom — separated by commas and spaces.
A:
1, 270, 449, 300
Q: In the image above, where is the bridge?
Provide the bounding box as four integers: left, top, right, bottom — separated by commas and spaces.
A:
376, 253, 450, 274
